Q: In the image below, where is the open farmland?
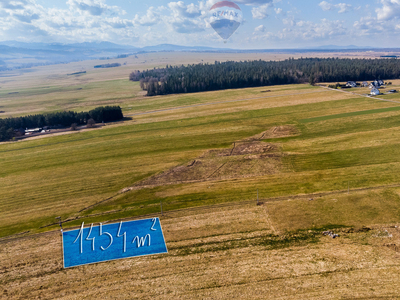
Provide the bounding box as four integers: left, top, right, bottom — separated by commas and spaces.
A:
2, 55, 400, 298
4, 83, 400, 236
2, 203, 400, 299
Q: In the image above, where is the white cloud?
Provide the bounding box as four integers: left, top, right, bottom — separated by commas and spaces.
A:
168, 1, 202, 18
0, 0, 397, 48
199, 0, 274, 9
162, 2, 206, 34
336, 3, 352, 13
319, 1, 352, 13
0, 0, 29, 10
106, 17, 134, 29
252, 3, 273, 19
134, 6, 162, 26
132, 2, 206, 35
235, 0, 273, 4
319, 1, 332, 11
265, 17, 347, 41
376, 0, 400, 21
0, 0, 45, 26
282, 16, 295, 26
67, 0, 123, 16
170, 18, 205, 33
352, 0, 400, 37
0, 0, 139, 43
13, 12, 39, 23
255, 25, 266, 32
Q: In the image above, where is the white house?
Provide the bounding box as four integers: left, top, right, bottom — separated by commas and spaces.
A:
371, 88, 380, 96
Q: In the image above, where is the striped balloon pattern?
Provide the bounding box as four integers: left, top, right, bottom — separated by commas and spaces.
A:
209, 1, 242, 40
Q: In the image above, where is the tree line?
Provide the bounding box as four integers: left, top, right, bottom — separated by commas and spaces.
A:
0, 106, 123, 142
129, 58, 400, 96
94, 63, 121, 69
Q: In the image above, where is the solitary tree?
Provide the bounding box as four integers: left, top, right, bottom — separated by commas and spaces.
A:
87, 118, 96, 128
309, 74, 315, 86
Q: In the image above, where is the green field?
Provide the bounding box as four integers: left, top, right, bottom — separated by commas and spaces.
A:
2, 75, 400, 237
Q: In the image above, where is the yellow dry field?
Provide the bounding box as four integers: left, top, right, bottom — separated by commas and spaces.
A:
129, 87, 360, 125
1, 203, 400, 299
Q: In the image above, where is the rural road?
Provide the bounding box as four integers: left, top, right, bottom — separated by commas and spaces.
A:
318, 85, 400, 104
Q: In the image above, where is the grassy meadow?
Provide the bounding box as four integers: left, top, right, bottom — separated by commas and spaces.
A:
2, 55, 400, 298
2, 78, 400, 236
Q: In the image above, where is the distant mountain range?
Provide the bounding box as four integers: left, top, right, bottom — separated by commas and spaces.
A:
0, 41, 139, 70
0, 42, 232, 70
0, 41, 396, 71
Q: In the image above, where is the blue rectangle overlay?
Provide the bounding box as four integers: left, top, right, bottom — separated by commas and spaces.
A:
62, 218, 167, 268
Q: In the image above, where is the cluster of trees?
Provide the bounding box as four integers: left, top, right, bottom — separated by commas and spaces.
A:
67, 71, 86, 76
94, 63, 121, 68
129, 58, 400, 96
0, 106, 123, 142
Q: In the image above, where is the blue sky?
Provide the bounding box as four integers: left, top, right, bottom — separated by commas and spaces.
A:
0, 0, 399, 48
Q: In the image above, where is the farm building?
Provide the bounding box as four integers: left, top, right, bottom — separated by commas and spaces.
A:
25, 128, 42, 133
370, 88, 380, 96
346, 81, 357, 87
372, 80, 384, 87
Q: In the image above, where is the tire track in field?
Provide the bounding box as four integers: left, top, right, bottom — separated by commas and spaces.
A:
263, 203, 280, 236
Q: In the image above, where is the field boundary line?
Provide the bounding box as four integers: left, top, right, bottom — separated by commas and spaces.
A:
263, 204, 280, 236
207, 162, 228, 179
78, 193, 120, 213
229, 142, 236, 156
3, 181, 400, 243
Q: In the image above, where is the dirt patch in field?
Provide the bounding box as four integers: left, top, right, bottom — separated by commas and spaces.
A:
231, 141, 277, 155
247, 125, 299, 141
135, 141, 282, 188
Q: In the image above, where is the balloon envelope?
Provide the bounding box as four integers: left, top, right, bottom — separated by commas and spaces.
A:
210, 19, 241, 40
209, 1, 242, 40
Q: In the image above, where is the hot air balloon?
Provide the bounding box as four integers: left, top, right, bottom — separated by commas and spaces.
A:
209, 1, 242, 41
